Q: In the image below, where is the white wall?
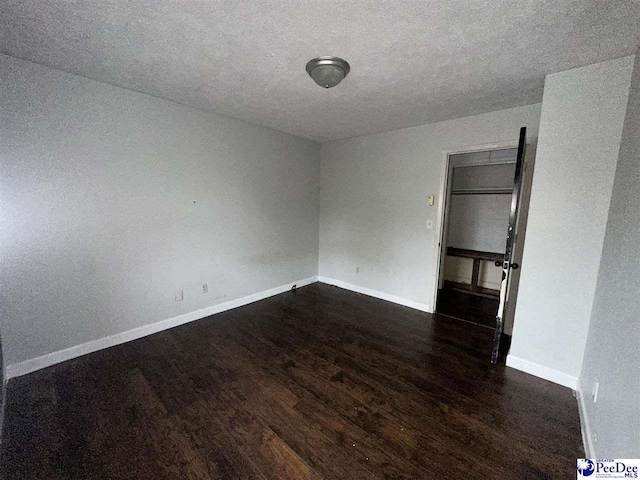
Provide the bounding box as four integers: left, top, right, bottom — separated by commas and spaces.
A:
0, 55, 320, 369
578, 54, 640, 457
446, 158, 516, 253
447, 194, 512, 253
319, 104, 541, 310
509, 56, 634, 388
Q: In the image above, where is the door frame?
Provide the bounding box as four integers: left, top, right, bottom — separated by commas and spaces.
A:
431, 139, 521, 312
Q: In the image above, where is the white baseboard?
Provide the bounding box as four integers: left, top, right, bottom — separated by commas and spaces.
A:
6, 276, 318, 379
317, 276, 431, 313
506, 355, 579, 390
576, 381, 596, 458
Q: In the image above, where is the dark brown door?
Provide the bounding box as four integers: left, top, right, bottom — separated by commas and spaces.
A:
491, 127, 527, 364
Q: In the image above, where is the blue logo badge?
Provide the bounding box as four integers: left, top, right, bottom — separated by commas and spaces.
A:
578, 459, 595, 477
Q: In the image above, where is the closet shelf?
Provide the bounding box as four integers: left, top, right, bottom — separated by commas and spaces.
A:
451, 187, 513, 195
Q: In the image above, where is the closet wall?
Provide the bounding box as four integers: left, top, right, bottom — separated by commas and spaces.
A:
443, 149, 516, 291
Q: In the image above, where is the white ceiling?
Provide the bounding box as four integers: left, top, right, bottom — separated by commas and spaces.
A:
1, 1, 639, 141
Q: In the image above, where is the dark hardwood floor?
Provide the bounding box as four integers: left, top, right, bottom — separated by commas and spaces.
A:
1, 283, 582, 479
436, 288, 499, 328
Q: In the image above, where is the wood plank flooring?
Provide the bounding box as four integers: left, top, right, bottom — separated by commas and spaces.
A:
436, 288, 499, 328
1, 283, 583, 479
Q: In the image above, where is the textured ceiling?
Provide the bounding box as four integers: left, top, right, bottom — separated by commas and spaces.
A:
1, 1, 639, 141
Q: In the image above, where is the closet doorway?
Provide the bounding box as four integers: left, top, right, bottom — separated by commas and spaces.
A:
434, 139, 535, 347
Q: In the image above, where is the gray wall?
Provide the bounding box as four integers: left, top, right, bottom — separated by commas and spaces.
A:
579, 54, 640, 457
446, 158, 515, 253
0, 55, 321, 367
447, 194, 511, 252
509, 56, 634, 385
319, 104, 541, 309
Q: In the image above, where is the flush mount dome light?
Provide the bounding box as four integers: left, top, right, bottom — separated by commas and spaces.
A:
306, 56, 350, 88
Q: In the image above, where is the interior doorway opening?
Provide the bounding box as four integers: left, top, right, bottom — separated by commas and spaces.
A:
434, 134, 536, 362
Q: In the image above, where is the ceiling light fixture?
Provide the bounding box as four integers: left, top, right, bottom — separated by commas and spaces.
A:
305, 56, 350, 89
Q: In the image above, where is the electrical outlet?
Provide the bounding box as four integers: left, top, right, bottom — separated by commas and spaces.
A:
428, 195, 435, 206
175, 290, 184, 302
592, 381, 599, 403
202, 283, 208, 294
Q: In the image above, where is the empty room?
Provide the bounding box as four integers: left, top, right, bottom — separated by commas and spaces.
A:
1, 1, 639, 478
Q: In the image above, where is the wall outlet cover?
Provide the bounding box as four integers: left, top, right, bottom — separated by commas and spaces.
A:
202, 283, 208, 294
175, 290, 184, 302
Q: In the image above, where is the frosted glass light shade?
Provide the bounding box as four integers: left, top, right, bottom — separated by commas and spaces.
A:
306, 56, 350, 89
